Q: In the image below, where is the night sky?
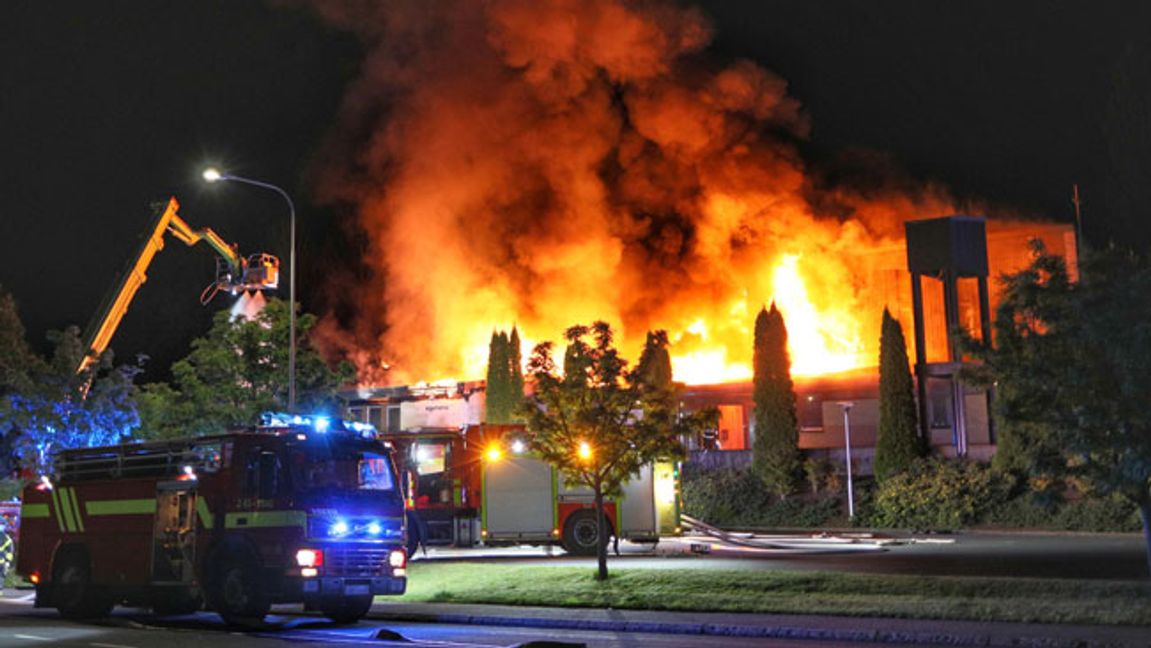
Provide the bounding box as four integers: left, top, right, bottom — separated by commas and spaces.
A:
2, 1, 1148, 380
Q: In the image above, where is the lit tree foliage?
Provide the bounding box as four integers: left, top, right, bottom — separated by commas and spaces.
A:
0, 326, 139, 473
137, 298, 351, 439
521, 322, 714, 580
752, 303, 800, 498
966, 243, 1151, 576
874, 308, 924, 481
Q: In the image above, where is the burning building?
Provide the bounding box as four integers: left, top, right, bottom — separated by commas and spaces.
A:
309, 1, 1078, 469
341, 219, 1077, 473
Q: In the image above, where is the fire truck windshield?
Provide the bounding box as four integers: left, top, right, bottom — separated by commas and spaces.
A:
289, 439, 400, 501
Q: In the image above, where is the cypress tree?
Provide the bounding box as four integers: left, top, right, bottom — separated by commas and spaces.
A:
635, 330, 673, 391
752, 303, 801, 498
485, 330, 512, 423
509, 326, 525, 418
874, 308, 925, 480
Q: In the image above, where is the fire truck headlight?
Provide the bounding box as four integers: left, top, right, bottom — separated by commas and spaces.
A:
511, 440, 526, 454
388, 549, 407, 569
296, 548, 324, 568
367, 522, 383, 536
485, 445, 502, 462
330, 520, 350, 536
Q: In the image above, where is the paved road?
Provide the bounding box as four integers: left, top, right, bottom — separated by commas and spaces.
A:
417, 531, 1150, 580
0, 603, 885, 648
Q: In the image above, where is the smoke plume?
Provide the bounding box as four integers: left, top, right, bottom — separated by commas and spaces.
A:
307, 0, 960, 385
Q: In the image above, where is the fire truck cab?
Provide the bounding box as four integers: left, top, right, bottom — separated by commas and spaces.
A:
17, 414, 407, 624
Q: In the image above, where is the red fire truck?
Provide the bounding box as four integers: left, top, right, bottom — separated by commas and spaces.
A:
386, 423, 681, 555
17, 414, 407, 624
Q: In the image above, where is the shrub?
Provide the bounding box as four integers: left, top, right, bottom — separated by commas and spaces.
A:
866, 457, 1011, 531
681, 464, 839, 528
1054, 493, 1141, 532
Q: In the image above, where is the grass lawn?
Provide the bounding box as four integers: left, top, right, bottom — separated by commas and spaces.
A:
397, 561, 1151, 626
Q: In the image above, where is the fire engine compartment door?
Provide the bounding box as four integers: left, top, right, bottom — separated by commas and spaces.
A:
617, 464, 657, 537
152, 482, 197, 584
483, 456, 554, 539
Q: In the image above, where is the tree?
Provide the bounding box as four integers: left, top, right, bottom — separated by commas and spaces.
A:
752, 303, 800, 498
0, 287, 41, 396
635, 330, 674, 392
0, 287, 45, 474
966, 243, 1151, 576
508, 326, 524, 411
874, 308, 924, 481
0, 326, 140, 473
136, 298, 351, 439
521, 322, 713, 580
484, 330, 514, 424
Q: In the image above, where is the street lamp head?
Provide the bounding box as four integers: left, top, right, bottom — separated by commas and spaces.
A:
202, 167, 223, 183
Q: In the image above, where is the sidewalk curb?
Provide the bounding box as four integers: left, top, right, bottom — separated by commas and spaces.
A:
371, 609, 1142, 648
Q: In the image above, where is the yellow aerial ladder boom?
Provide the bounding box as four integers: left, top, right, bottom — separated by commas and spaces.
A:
78, 196, 279, 373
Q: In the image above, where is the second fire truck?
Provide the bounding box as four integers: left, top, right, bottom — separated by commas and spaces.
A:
18, 414, 407, 624
380, 420, 682, 556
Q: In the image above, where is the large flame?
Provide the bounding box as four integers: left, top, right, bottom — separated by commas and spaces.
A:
306, 0, 1025, 386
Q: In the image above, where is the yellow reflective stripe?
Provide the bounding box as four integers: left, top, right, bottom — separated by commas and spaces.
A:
21, 503, 50, 518
196, 497, 214, 530
67, 487, 85, 532
59, 488, 79, 532
86, 499, 156, 515
224, 510, 307, 529
49, 488, 68, 532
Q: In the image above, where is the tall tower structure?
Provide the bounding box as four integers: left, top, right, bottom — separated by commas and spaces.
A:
904, 216, 993, 456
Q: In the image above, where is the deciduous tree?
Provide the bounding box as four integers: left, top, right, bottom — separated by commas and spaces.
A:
137, 299, 351, 438
0, 326, 139, 472
967, 243, 1151, 576
521, 322, 713, 580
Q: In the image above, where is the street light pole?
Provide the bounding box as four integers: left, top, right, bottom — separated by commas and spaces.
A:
203, 168, 297, 411
837, 401, 855, 519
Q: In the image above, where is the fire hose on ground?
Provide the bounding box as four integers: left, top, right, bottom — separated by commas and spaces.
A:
678, 514, 895, 553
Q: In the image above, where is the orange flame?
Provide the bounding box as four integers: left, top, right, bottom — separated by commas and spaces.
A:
306, 1, 1068, 388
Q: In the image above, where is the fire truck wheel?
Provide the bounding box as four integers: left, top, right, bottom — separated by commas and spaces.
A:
561, 510, 611, 556
321, 594, 374, 624
52, 551, 112, 619
211, 558, 270, 623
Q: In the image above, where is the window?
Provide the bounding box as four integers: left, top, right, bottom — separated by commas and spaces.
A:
359, 453, 396, 491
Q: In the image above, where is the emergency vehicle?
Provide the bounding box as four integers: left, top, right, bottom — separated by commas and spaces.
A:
391, 423, 682, 556
17, 413, 407, 624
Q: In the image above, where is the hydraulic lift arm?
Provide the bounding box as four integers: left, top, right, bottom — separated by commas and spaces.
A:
78, 196, 279, 373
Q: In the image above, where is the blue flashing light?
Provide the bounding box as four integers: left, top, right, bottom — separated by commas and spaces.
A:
367, 522, 382, 536
260, 411, 380, 439
330, 519, 350, 536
